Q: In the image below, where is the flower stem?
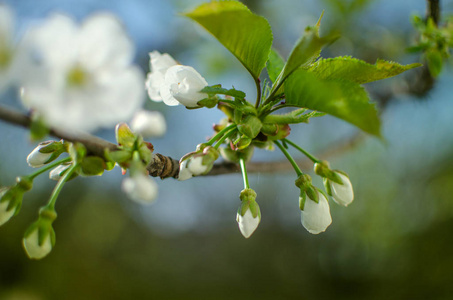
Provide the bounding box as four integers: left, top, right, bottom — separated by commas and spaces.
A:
46, 163, 77, 210
239, 157, 250, 189
27, 157, 72, 180
214, 126, 237, 149
274, 140, 303, 177
283, 138, 320, 163
207, 124, 236, 146
254, 78, 262, 108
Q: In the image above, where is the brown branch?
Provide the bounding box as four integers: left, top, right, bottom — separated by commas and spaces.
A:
0, 105, 180, 178
427, 0, 440, 26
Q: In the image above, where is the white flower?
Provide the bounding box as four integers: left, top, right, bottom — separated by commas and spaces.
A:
49, 163, 71, 181
236, 208, 260, 238
329, 172, 354, 206
130, 110, 166, 138
145, 51, 177, 101
22, 227, 53, 259
122, 173, 158, 204
177, 159, 193, 181
160, 65, 208, 108
21, 13, 144, 132
301, 192, 332, 234
0, 5, 28, 95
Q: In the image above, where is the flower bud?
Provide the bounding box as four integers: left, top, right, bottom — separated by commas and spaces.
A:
177, 159, 193, 181
130, 110, 166, 138
160, 65, 208, 108
237, 115, 262, 139
27, 140, 64, 168
0, 188, 17, 226
220, 146, 254, 164
236, 188, 261, 238
328, 172, 354, 206
295, 174, 318, 205
22, 207, 57, 260
314, 162, 354, 206
0, 178, 31, 226
300, 190, 332, 234
178, 146, 219, 180
115, 122, 136, 148
121, 173, 158, 205
49, 163, 72, 181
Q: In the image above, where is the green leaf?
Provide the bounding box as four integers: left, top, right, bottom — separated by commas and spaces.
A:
309, 56, 422, 83
263, 108, 325, 124
80, 156, 105, 176
285, 69, 381, 136
267, 48, 285, 83
201, 85, 246, 99
276, 13, 338, 88
426, 50, 443, 77
185, 1, 273, 80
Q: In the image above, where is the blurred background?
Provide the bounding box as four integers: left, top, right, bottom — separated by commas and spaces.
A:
1, 0, 453, 299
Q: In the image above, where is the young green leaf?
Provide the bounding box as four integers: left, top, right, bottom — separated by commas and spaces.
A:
425, 50, 443, 78
285, 69, 381, 136
201, 85, 246, 99
263, 108, 325, 124
185, 1, 273, 80
267, 49, 285, 84
309, 56, 422, 83
274, 13, 338, 90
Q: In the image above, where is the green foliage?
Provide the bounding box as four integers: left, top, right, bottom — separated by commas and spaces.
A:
410, 15, 453, 77
201, 85, 246, 99
309, 57, 421, 84
266, 49, 285, 83
275, 14, 338, 88
263, 108, 325, 124
285, 69, 380, 136
185, 1, 273, 80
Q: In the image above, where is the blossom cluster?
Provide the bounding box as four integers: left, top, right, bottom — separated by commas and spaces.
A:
0, 5, 166, 134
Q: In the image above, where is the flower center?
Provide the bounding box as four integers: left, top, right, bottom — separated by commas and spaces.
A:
66, 66, 87, 87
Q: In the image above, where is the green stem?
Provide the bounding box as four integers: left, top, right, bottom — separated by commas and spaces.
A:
274, 140, 303, 177
214, 126, 237, 149
46, 163, 77, 210
207, 124, 236, 146
239, 157, 250, 189
283, 139, 320, 163
254, 78, 262, 108
27, 157, 72, 180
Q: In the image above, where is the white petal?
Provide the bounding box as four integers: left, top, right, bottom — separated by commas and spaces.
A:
23, 229, 52, 259
131, 110, 166, 138
145, 71, 165, 101
122, 174, 158, 205
49, 164, 71, 181
177, 160, 193, 181
0, 200, 15, 226
187, 156, 208, 176
27, 147, 53, 168
80, 13, 133, 71
330, 173, 354, 206
236, 209, 260, 238
149, 51, 177, 73
27, 14, 79, 69
164, 65, 208, 108
301, 193, 332, 234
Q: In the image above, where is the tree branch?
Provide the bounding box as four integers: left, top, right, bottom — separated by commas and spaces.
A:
427, 0, 440, 26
